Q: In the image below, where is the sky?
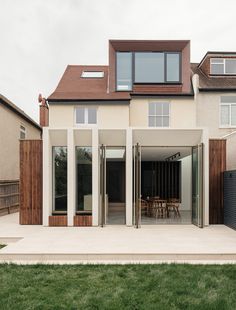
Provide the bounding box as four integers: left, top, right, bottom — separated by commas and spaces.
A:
1, 0, 236, 122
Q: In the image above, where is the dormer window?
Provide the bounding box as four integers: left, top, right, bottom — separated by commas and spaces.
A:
116, 51, 181, 91
135, 52, 180, 83
81, 71, 104, 78
210, 58, 236, 75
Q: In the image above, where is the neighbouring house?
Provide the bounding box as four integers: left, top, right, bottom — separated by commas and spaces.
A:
0, 94, 41, 215
21, 40, 235, 228
192, 53, 236, 170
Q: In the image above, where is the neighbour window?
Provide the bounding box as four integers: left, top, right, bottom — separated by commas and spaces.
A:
75, 107, 97, 125
211, 58, 236, 75
149, 102, 170, 127
116, 52, 132, 91
20, 125, 26, 139
134, 52, 181, 83
53, 147, 67, 212
220, 96, 236, 127
81, 71, 104, 78
76, 147, 92, 213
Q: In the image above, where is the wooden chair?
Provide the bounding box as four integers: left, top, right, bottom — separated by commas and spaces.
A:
152, 199, 168, 219
167, 198, 181, 217
140, 199, 148, 216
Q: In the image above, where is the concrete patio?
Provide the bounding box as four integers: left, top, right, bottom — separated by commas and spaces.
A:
0, 213, 236, 264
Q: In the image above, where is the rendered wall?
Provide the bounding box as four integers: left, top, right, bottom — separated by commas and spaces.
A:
49, 104, 129, 128
130, 98, 196, 128
0, 104, 41, 180
196, 92, 236, 170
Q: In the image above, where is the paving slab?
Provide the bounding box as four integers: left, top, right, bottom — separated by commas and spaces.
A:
0, 213, 236, 264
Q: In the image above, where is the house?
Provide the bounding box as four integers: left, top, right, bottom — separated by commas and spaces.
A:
38, 39, 226, 229
192, 53, 236, 170
0, 94, 41, 215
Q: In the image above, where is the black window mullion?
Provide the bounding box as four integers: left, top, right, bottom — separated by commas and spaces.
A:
164, 52, 167, 83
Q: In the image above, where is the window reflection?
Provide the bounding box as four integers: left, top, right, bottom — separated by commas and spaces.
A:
76, 147, 92, 213
53, 147, 67, 212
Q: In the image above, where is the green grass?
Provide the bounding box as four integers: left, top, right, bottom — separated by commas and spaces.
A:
0, 244, 6, 249
0, 264, 235, 310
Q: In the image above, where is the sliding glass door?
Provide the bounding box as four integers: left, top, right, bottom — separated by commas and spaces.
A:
100, 145, 106, 227
134, 143, 141, 228
192, 144, 203, 228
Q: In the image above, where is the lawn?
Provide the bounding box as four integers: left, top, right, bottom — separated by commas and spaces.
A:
0, 264, 235, 310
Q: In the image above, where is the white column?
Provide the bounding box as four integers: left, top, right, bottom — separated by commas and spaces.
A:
126, 128, 133, 226
92, 128, 99, 226
43, 127, 50, 226
67, 129, 75, 226
202, 128, 209, 226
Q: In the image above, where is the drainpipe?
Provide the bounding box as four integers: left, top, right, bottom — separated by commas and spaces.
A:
38, 94, 49, 127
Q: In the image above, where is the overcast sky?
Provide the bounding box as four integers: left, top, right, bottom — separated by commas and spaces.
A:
1, 0, 236, 122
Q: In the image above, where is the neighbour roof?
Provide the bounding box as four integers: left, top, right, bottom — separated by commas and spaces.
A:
0, 94, 41, 130
48, 65, 131, 101
191, 63, 236, 91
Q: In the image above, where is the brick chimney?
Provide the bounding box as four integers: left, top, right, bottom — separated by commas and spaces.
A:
38, 94, 49, 127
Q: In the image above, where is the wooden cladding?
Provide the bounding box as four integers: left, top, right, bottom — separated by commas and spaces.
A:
20, 140, 42, 225
141, 161, 181, 200
49, 216, 67, 226
209, 139, 226, 224
74, 215, 92, 226
133, 84, 182, 93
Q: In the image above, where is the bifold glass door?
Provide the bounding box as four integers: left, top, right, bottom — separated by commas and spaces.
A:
134, 143, 141, 228
100, 145, 106, 227
192, 144, 203, 228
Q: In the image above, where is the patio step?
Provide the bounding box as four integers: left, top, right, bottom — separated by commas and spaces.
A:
0, 252, 236, 264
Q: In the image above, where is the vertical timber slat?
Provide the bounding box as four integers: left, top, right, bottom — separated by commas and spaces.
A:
20, 140, 42, 225
209, 139, 226, 224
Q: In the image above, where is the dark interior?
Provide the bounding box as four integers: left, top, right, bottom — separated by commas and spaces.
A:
141, 161, 181, 200
106, 161, 125, 203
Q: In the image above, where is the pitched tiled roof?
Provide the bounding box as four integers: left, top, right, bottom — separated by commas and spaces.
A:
48, 65, 130, 101
191, 63, 236, 91
0, 94, 41, 130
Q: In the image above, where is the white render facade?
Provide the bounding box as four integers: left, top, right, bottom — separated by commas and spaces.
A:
42, 41, 236, 228
43, 89, 210, 227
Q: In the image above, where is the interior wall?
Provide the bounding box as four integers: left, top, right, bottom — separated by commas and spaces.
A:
180, 155, 192, 211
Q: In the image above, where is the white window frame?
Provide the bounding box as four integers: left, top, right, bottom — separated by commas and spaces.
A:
75, 107, 97, 126
20, 125, 26, 139
148, 102, 170, 128
220, 100, 236, 128
211, 58, 236, 75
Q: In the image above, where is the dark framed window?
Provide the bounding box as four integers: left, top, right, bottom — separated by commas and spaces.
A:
53, 147, 67, 212
116, 51, 181, 90
134, 52, 181, 84
116, 52, 132, 91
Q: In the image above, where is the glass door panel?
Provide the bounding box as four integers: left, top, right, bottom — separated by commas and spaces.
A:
100, 145, 106, 227
192, 144, 203, 228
